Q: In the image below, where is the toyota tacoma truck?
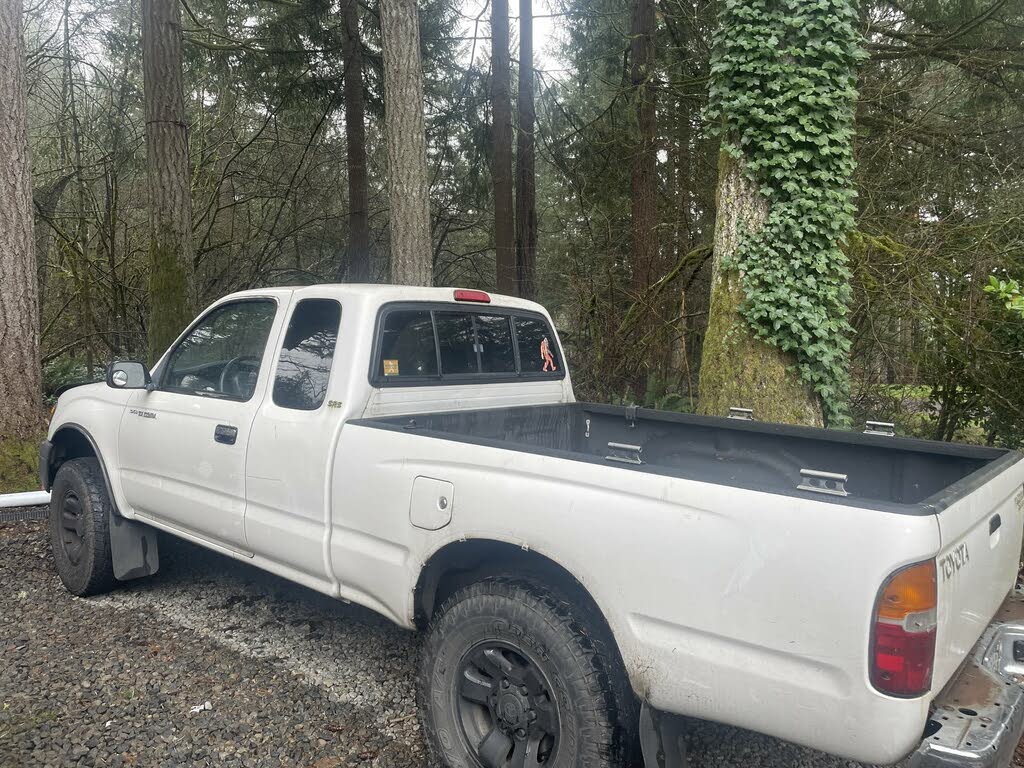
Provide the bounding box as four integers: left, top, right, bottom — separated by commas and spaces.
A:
39, 284, 1024, 768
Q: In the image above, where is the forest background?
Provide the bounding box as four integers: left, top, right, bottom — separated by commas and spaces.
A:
1, 0, 1022, 491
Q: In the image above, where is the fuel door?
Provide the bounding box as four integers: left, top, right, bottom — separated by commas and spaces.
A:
410, 476, 454, 531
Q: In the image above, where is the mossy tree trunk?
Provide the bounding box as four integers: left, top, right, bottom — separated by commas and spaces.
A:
0, 0, 43, 439
142, 0, 194, 364
698, 153, 824, 427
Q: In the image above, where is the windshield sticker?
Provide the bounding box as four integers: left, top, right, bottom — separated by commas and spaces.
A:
541, 337, 557, 372
383, 359, 399, 376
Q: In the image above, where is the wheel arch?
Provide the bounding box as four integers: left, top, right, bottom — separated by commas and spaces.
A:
45, 423, 114, 502
414, 537, 642, 764
413, 538, 627, 668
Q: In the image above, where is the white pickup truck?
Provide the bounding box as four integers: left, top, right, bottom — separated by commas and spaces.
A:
40, 284, 1024, 768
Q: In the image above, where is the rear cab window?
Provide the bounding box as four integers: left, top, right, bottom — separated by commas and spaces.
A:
372, 303, 563, 385
379, 310, 438, 378
515, 315, 561, 374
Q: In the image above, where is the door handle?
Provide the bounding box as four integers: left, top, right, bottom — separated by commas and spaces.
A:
214, 424, 238, 445
991, 514, 1002, 535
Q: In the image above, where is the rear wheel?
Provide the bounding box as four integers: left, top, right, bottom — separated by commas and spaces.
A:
419, 578, 634, 768
49, 458, 117, 596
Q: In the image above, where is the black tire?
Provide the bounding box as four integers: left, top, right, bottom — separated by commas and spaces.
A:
49, 457, 117, 596
419, 577, 636, 768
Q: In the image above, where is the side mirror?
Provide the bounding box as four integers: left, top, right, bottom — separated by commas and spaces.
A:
106, 360, 153, 390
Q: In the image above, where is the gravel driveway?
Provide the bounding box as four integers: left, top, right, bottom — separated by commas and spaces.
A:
2, 513, 1022, 768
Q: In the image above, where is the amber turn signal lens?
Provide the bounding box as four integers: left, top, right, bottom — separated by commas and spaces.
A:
876, 561, 937, 621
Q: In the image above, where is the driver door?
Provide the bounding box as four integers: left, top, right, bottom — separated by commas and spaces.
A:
117, 298, 283, 551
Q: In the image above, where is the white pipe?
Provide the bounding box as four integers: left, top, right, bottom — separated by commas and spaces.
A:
0, 491, 51, 509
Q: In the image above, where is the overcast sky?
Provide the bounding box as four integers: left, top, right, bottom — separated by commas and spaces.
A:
458, 0, 565, 71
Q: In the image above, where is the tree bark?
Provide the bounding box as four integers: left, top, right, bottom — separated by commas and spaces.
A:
514, 0, 537, 300
0, 0, 43, 438
142, 0, 194, 363
490, 0, 516, 294
629, 0, 658, 297
379, 0, 433, 286
339, 0, 371, 282
697, 153, 823, 426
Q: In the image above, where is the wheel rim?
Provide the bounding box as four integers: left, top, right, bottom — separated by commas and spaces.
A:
59, 490, 86, 566
454, 641, 561, 768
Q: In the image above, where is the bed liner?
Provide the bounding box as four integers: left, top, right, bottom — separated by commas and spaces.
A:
355, 402, 1022, 516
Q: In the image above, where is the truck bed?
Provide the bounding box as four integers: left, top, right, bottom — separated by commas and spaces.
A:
358, 403, 1021, 514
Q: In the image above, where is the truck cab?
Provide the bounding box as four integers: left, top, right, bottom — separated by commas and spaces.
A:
42, 286, 570, 584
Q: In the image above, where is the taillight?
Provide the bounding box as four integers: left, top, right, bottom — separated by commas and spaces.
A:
870, 560, 937, 697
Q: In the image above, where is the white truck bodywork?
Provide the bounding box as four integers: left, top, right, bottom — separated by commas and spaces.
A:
42, 285, 1024, 766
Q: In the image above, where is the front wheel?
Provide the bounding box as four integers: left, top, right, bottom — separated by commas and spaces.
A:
49, 457, 117, 596
419, 578, 634, 768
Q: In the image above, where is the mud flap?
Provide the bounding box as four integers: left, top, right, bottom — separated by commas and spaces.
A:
109, 509, 159, 581
640, 702, 688, 768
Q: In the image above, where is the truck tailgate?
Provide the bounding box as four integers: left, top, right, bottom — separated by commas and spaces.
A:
933, 459, 1024, 692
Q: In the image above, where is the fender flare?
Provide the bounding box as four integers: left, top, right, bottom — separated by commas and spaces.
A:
44, 422, 115, 502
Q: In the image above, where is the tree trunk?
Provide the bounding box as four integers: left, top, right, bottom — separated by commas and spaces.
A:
629, 0, 658, 297
379, 0, 433, 286
339, 0, 371, 282
697, 153, 823, 426
64, 1, 96, 376
514, 0, 537, 300
0, 0, 43, 438
490, 0, 516, 294
142, 0, 194, 363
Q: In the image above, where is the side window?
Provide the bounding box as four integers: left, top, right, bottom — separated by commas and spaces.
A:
475, 314, 516, 373
163, 300, 277, 400
272, 299, 342, 411
379, 310, 438, 378
516, 316, 560, 374
435, 312, 477, 375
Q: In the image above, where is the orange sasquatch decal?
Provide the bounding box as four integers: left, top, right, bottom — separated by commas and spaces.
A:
540, 336, 557, 372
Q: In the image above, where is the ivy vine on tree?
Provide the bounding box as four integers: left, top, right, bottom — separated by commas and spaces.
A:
986, 276, 1024, 318
706, 0, 866, 426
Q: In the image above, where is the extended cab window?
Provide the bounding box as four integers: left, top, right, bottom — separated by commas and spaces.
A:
375, 305, 561, 384
162, 300, 276, 400
273, 299, 342, 410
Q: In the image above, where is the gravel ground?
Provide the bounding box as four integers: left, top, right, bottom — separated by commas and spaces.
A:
1, 512, 1022, 768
